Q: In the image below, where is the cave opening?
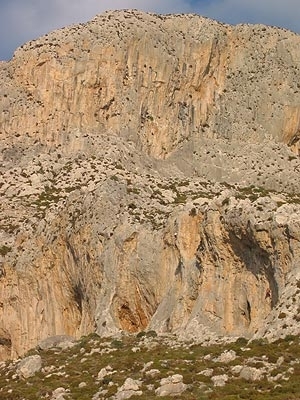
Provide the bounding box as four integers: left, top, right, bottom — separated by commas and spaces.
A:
72, 283, 83, 314
229, 231, 279, 307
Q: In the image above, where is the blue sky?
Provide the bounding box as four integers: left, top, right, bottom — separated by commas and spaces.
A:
0, 0, 300, 60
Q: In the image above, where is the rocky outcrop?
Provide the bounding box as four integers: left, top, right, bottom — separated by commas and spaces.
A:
0, 10, 300, 360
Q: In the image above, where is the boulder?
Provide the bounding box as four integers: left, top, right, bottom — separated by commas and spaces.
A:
38, 335, 76, 351
97, 365, 113, 380
51, 387, 70, 400
17, 355, 42, 378
240, 366, 264, 381
213, 350, 237, 363
211, 374, 229, 387
155, 374, 187, 397
114, 378, 143, 399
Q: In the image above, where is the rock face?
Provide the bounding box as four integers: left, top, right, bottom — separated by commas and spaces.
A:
0, 10, 300, 360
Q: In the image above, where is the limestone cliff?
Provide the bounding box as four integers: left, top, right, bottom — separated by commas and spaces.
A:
0, 10, 300, 360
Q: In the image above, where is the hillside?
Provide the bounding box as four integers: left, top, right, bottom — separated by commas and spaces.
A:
1, 332, 300, 399
0, 10, 300, 362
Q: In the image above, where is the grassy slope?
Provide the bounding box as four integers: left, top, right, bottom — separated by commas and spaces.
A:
0, 333, 299, 400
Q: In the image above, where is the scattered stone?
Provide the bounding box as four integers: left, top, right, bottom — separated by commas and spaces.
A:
268, 373, 284, 382
145, 368, 160, 377
92, 389, 109, 400
231, 365, 243, 375
198, 368, 214, 377
141, 361, 153, 373
88, 347, 101, 355
131, 347, 140, 353
42, 365, 56, 374
277, 356, 284, 366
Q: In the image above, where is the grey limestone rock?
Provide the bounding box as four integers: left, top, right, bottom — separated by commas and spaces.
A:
155, 374, 187, 397
114, 378, 143, 399
211, 374, 229, 387
199, 368, 214, 377
50, 387, 70, 400
38, 335, 76, 351
213, 350, 237, 363
239, 366, 265, 381
97, 365, 114, 380
16, 355, 42, 378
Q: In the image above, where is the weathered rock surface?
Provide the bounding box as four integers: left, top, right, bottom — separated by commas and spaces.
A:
16, 355, 42, 378
97, 365, 114, 380
239, 366, 265, 382
0, 9, 300, 360
38, 335, 76, 351
114, 378, 143, 399
213, 349, 237, 363
50, 387, 70, 400
155, 374, 187, 397
211, 374, 229, 387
